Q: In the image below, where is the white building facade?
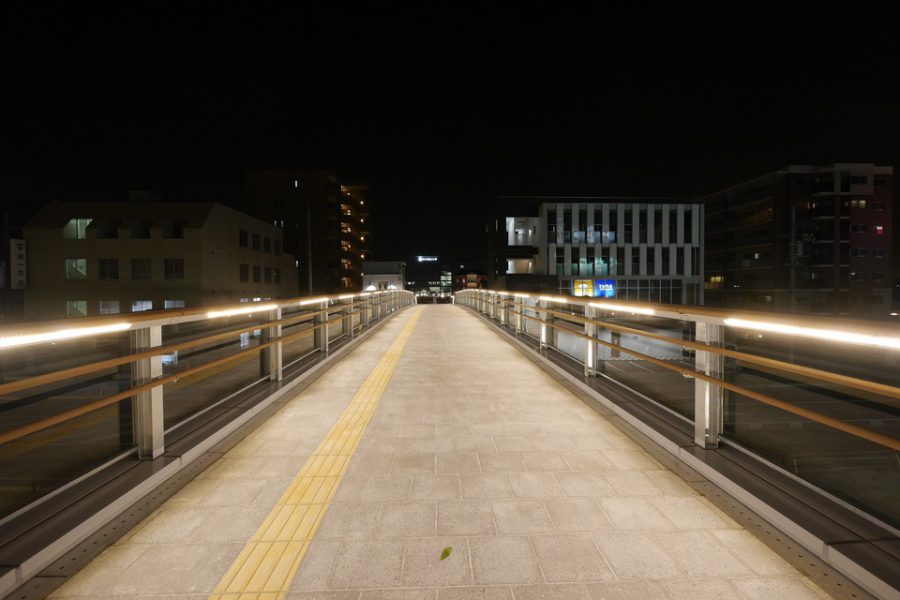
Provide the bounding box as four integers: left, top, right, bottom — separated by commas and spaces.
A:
503, 200, 704, 305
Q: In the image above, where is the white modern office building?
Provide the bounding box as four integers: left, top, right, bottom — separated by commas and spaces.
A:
491, 198, 704, 305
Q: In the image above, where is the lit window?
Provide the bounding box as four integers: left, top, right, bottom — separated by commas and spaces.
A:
99, 300, 120, 314
131, 300, 153, 312
63, 218, 92, 239
164, 299, 185, 309
65, 258, 87, 280
875, 225, 884, 235
66, 300, 88, 317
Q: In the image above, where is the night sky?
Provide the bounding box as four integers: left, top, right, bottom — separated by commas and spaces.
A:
5, 5, 900, 261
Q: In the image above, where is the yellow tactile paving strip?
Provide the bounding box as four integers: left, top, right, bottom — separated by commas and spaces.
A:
208, 308, 422, 600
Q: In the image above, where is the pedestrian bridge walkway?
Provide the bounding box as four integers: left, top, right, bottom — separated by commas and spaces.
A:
46, 305, 832, 600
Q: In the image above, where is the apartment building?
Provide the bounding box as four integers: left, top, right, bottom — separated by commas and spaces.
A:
243, 170, 372, 294
23, 201, 297, 320
702, 164, 893, 318
488, 197, 704, 305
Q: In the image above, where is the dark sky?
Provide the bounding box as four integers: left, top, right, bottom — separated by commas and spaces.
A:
4, 5, 900, 260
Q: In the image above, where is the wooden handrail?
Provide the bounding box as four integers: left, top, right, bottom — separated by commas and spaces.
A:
0, 306, 362, 397
0, 308, 362, 445
506, 308, 900, 452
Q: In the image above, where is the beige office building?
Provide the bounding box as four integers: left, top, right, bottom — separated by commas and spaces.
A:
24, 201, 298, 320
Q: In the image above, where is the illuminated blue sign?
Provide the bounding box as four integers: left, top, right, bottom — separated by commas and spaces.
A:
594, 279, 616, 298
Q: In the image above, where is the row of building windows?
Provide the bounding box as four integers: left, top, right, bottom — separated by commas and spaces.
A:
64, 258, 184, 280
547, 207, 696, 246
239, 264, 281, 284
65, 299, 185, 317
238, 229, 281, 255
845, 199, 886, 210
63, 218, 187, 240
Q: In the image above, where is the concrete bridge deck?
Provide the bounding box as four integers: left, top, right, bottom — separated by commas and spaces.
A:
49, 305, 830, 600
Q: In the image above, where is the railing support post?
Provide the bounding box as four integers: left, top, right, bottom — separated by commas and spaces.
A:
694, 321, 724, 448
539, 298, 552, 351
499, 293, 508, 326
131, 326, 164, 460
314, 300, 330, 354
260, 307, 283, 382
342, 297, 354, 340
584, 306, 597, 377
515, 297, 524, 335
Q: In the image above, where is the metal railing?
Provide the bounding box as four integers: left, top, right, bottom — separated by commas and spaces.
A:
455, 289, 900, 531
0, 290, 414, 519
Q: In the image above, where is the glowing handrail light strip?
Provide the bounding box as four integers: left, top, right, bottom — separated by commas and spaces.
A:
207, 304, 278, 319
539, 296, 568, 304
724, 318, 900, 350
0, 322, 132, 349
336, 294, 355, 300
589, 302, 655, 316
299, 297, 330, 305
512, 293, 531, 298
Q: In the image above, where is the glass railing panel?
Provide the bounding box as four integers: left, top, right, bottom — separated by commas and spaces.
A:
595, 312, 696, 420
161, 315, 269, 429
0, 332, 135, 519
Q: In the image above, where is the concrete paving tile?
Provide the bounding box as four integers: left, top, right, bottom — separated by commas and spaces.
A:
732, 576, 828, 600
347, 453, 395, 476
330, 540, 405, 589
522, 452, 571, 472
599, 498, 674, 530
392, 453, 437, 474
126, 506, 208, 543
491, 436, 533, 451
318, 502, 382, 539
469, 536, 543, 584
289, 539, 343, 591
601, 471, 662, 497
46, 544, 150, 596
507, 472, 565, 498
528, 436, 578, 452
360, 589, 435, 600
477, 452, 527, 472
460, 473, 512, 499
401, 537, 472, 586
286, 591, 362, 599
568, 435, 617, 451
641, 470, 698, 496
437, 501, 496, 536
584, 581, 667, 599
600, 450, 661, 471
491, 500, 556, 534
333, 475, 371, 501
652, 530, 752, 578
376, 502, 437, 538
436, 586, 513, 599
543, 498, 614, 532
437, 453, 482, 473
553, 472, 615, 497
531, 534, 615, 583
661, 578, 741, 599
412, 474, 462, 501
591, 532, 680, 580
191, 503, 273, 543
561, 451, 614, 472
710, 529, 797, 575
435, 423, 475, 438
362, 475, 414, 501
511, 583, 592, 599
649, 497, 732, 530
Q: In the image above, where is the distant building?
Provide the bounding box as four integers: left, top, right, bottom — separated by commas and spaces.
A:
23, 201, 297, 321
0, 214, 25, 323
702, 164, 893, 319
450, 260, 487, 292
243, 170, 372, 295
405, 256, 452, 297
488, 197, 704, 304
362, 261, 405, 291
